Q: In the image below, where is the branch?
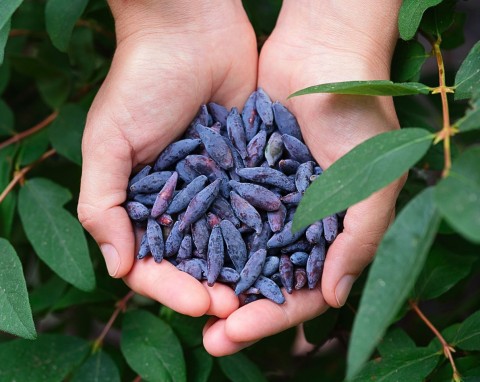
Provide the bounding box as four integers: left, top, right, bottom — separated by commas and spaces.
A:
92, 291, 135, 353
409, 301, 461, 382
0, 111, 58, 150
0, 149, 56, 204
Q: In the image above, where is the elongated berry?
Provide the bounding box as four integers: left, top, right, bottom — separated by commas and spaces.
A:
208, 102, 228, 126
294, 268, 307, 290
137, 231, 150, 260
226, 107, 248, 159
128, 165, 151, 189
151, 172, 178, 218
306, 238, 326, 289
230, 191, 263, 234
249, 222, 272, 254
272, 101, 302, 140
217, 267, 240, 283
262, 256, 280, 277
267, 202, 286, 233
177, 235, 193, 260
265, 132, 284, 166
191, 216, 210, 256
306, 221, 324, 244
167, 175, 208, 214
282, 134, 313, 163
179, 179, 221, 232
154, 139, 201, 170
242, 91, 260, 142
278, 159, 301, 175
165, 221, 183, 258
220, 220, 247, 272
229, 181, 281, 211
295, 161, 314, 194
237, 167, 296, 192
279, 255, 294, 294
210, 196, 241, 227
254, 275, 285, 304
246, 130, 267, 167
130, 172, 174, 194
126, 201, 150, 221
322, 214, 338, 243
207, 226, 224, 286
176, 159, 199, 183
290, 252, 309, 267
235, 249, 267, 294
267, 221, 307, 249
255, 88, 273, 126
147, 218, 164, 263
196, 124, 233, 169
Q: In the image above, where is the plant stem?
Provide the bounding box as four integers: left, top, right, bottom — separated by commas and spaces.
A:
431, 38, 454, 178
0, 111, 58, 150
409, 301, 461, 381
0, 149, 56, 204
132, 376, 142, 382
92, 291, 135, 353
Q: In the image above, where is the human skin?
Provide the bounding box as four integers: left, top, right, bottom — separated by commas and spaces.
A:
202, 0, 404, 355
78, 0, 404, 356
77, 0, 257, 318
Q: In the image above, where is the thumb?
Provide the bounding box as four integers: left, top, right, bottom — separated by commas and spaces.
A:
78, 112, 135, 278
321, 179, 403, 308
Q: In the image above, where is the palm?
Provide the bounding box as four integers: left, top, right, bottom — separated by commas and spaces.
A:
79, 11, 258, 317
202, 22, 404, 356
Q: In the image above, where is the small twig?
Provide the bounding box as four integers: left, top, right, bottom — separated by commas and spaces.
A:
409, 301, 461, 382
92, 291, 135, 352
8, 29, 31, 37
132, 376, 142, 382
0, 149, 56, 204
0, 111, 58, 150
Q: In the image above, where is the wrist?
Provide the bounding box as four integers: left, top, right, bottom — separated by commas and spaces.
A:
276, 0, 402, 73
108, 0, 245, 43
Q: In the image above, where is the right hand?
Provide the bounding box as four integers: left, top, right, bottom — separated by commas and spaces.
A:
78, 0, 257, 318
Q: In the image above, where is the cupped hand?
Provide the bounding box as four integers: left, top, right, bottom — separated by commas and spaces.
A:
78, 0, 257, 317
203, 0, 404, 355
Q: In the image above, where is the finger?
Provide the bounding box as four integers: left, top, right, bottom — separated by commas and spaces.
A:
203, 318, 257, 357
202, 282, 240, 319
321, 180, 403, 308
207, 286, 329, 348
78, 113, 135, 278
123, 257, 210, 317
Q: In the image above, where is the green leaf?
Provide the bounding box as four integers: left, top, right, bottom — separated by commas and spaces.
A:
0, 145, 17, 238
186, 347, 213, 382
420, 0, 456, 37
0, 19, 10, 65
218, 352, 267, 382
71, 350, 120, 382
431, 355, 480, 382
0, 98, 15, 135
392, 40, 429, 83
377, 328, 416, 358
45, 0, 89, 52
160, 307, 209, 348
69, 27, 96, 82
9, 55, 71, 108
17, 129, 50, 166
293, 128, 433, 231
414, 245, 476, 300
52, 287, 113, 311
290, 80, 431, 98
455, 40, 480, 100
0, 60, 10, 95
398, 0, 443, 40
0, 238, 36, 339
0, 0, 23, 31
455, 96, 480, 132
29, 276, 68, 314
18, 178, 95, 291
441, 12, 466, 50
0, 334, 89, 381
350, 347, 440, 382
448, 310, 480, 351
48, 104, 86, 165
303, 308, 339, 345
121, 310, 186, 382
347, 188, 441, 379
435, 147, 480, 243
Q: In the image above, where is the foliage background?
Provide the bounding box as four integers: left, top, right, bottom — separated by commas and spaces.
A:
0, 0, 480, 381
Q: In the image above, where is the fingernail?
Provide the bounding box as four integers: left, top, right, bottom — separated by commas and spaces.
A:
335, 275, 356, 307
100, 244, 120, 277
